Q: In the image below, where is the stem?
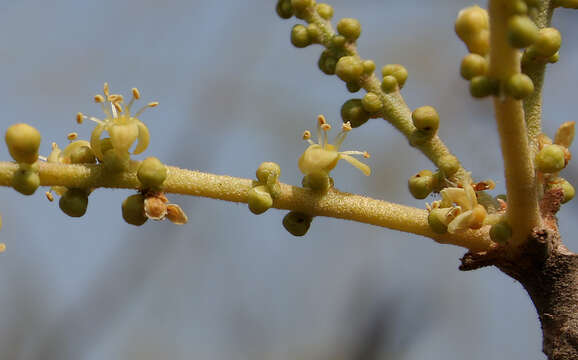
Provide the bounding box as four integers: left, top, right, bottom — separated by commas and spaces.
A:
0, 161, 492, 251
488, 0, 541, 247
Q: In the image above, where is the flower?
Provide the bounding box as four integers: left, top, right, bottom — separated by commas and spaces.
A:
298, 115, 370, 176
77, 83, 156, 160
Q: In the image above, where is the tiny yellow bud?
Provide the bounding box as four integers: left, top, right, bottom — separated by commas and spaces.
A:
11, 167, 40, 195
335, 56, 364, 83
536, 144, 566, 173
137, 157, 168, 189
336, 18, 361, 41
381, 64, 408, 88
5, 123, 42, 164
59, 188, 89, 217
256, 162, 281, 185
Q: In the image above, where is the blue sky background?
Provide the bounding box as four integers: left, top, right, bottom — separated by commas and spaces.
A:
0, 1, 576, 359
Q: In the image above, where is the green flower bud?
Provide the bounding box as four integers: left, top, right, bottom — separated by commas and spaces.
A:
336, 18, 361, 40
346, 81, 361, 93
138, 157, 168, 189
455, 5, 489, 43
408, 170, 435, 199
318, 50, 337, 75
247, 185, 273, 215
533, 27, 562, 57
381, 64, 408, 88
505, 73, 534, 100
469, 75, 499, 98
341, 99, 370, 128
438, 154, 460, 176
536, 144, 567, 173
11, 167, 40, 195
361, 92, 383, 113
467, 30, 490, 55
302, 170, 331, 193
69, 146, 97, 164
59, 188, 89, 217
282, 211, 313, 236
548, 179, 575, 204
306, 24, 322, 43
362, 60, 376, 74
490, 221, 512, 244
291, 24, 311, 48
122, 194, 148, 226
412, 106, 440, 134
460, 53, 488, 80
316, 3, 333, 19
5, 123, 41, 164
102, 148, 130, 172
335, 56, 364, 82
331, 34, 347, 48
508, 15, 538, 48
380, 75, 398, 93
276, 0, 293, 19
256, 162, 281, 184
428, 208, 453, 234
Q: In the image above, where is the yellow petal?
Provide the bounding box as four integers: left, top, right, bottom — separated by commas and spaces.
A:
109, 123, 138, 154
339, 154, 371, 176
133, 121, 150, 155
61, 140, 91, 159
90, 124, 105, 161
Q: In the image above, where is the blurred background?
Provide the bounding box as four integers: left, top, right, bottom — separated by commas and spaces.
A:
0, 1, 576, 359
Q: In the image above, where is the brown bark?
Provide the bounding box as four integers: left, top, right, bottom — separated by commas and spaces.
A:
460, 190, 578, 359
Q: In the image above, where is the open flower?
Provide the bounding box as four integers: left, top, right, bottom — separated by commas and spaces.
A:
298, 115, 371, 176
77, 83, 156, 160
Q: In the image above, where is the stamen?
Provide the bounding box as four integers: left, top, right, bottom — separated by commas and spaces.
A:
67, 132, 78, 141
0, 243, 6, 253
320, 123, 331, 131
363, 151, 370, 158
302, 130, 311, 140
110, 102, 118, 118
37, 155, 48, 161
94, 94, 105, 103
342, 121, 352, 132
76, 112, 84, 124
45, 191, 54, 202
132, 88, 141, 99
134, 102, 159, 117
317, 114, 327, 126
103, 83, 110, 97
113, 102, 123, 113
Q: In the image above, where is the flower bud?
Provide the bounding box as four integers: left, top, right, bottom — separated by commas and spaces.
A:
381, 64, 408, 88
316, 3, 333, 19
490, 221, 512, 244
408, 170, 435, 199
291, 24, 311, 48
361, 92, 383, 113
248, 185, 273, 215
460, 53, 488, 80
336, 18, 361, 40
362, 60, 375, 74
256, 162, 281, 185
455, 5, 489, 43
467, 30, 490, 55
122, 194, 148, 226
5, 123, 41, 164
548, 178, 575, 204
318, 50, 337, 75
69, 146, 97, 164
137, 157, 168, 189
536, 144, 567, 173
412, 106, 440, 134
59, 188, 89, 217
276, 0, 293, 19
380, 75, 398, 93
282, 211, 313, 236
11, 167, 40, 195
469, 75, 499, 98
533, 27, 562, 57
505, 73, 534, 100
341, 99, 370, 128
508, 15, 538, 48
335, 56, 364, 82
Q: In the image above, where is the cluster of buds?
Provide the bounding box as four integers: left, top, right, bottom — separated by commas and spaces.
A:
455, 2, 561, 100
247, 162, 281, 215
536, 121, 575, 204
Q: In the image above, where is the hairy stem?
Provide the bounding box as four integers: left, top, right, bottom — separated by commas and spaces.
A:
0, 161, 492, 251
488, 0, 541, 247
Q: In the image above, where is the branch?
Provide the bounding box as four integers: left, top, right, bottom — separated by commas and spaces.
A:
488, 0, 541, 247
0, 161, 492, 252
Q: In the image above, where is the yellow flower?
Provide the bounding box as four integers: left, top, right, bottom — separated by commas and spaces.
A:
298, 115, 370, 176
77, 83, 156, 160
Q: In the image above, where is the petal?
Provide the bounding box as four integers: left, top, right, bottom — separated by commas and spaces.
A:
90, 124, 105, 161
133, 121, 150, 155
166, 204, 188, 225
447, 210, 473, 233
110, 123, 138, 154
339, 154, 371, 176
